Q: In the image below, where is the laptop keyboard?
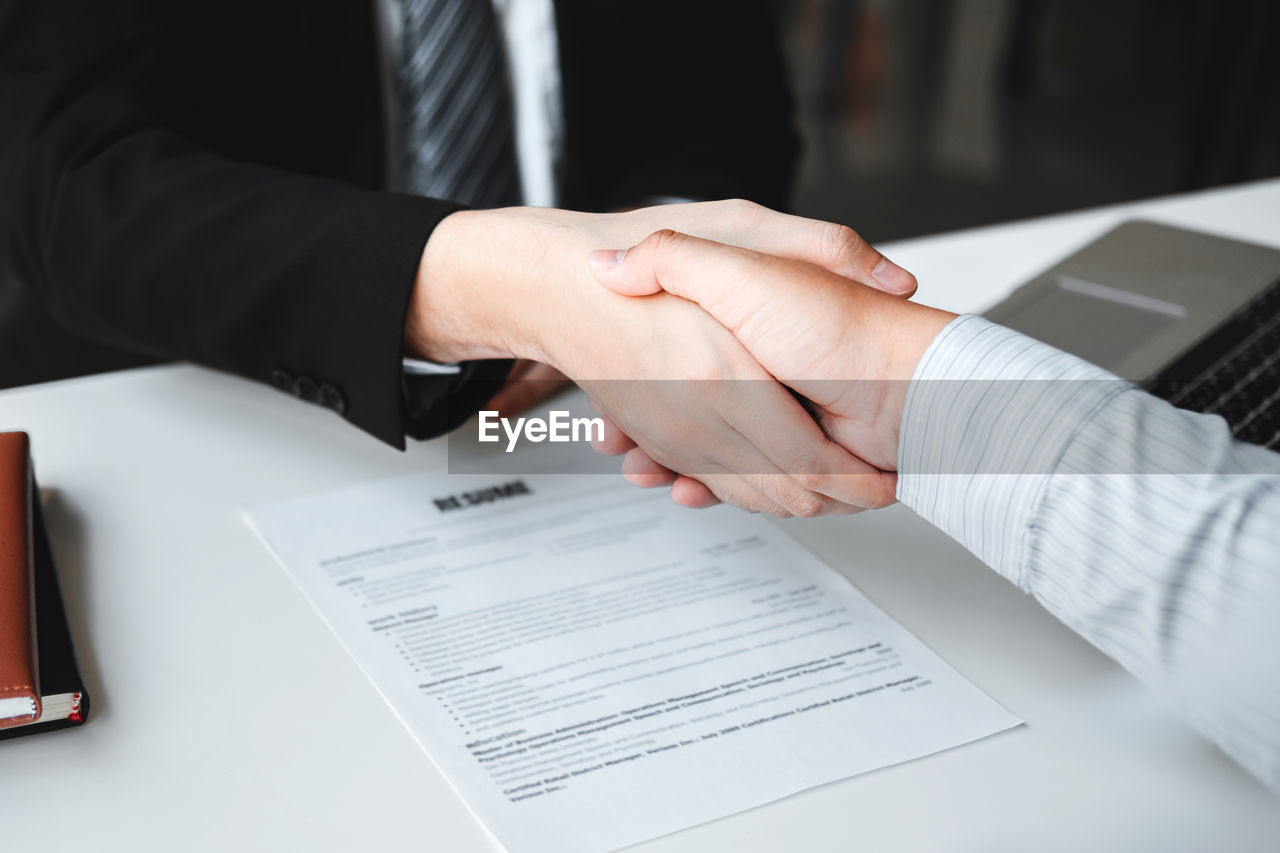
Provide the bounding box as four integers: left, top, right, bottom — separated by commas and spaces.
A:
1145, 278, 1280, 450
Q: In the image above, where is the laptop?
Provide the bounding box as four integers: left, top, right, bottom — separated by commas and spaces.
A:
984, 220, 1280, 450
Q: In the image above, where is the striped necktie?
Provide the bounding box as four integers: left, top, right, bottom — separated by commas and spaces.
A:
397, 0, 522, 207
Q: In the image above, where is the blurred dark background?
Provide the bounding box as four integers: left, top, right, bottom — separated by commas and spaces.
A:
781, 0, 1280, 242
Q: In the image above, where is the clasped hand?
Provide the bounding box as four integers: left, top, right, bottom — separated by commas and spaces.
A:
409, 200, 952, 517
585, 228, 956, 514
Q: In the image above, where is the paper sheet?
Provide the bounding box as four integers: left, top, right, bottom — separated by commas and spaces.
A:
246, 473, 1019, 853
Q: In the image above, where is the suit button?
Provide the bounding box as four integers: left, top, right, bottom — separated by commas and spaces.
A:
293, 376, 320, 403
319, 383, 347, 415
270, 369, 293, 391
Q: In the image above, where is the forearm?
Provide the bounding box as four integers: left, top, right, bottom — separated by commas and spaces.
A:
7, 123, 462, 445
897, 315, 1280, 791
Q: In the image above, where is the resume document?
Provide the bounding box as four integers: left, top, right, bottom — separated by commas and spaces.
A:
247, 473, 1019, 853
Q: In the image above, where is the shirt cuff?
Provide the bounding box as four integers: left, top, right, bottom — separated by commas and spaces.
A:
894, 315, 1129, 588
403, 356, 462, 376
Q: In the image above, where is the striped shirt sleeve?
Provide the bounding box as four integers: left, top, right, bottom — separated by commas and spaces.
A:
896, 314, 1280, 793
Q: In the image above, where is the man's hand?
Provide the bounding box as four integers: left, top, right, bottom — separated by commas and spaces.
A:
587, 230, 956, 511
404, 200, 917, 516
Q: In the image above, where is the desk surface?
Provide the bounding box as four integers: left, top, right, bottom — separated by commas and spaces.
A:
3, 180, 1279, 852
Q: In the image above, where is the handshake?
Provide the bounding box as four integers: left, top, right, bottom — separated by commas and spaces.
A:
409, 200, 956, 517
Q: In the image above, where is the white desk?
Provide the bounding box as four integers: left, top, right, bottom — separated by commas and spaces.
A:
4, 180, 1279, 851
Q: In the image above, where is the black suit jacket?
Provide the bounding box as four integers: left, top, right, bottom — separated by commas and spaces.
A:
0, 1, 798, 447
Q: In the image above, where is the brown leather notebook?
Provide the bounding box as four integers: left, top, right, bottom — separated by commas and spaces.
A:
0, 432, 89, 738
0, 431, 39, 727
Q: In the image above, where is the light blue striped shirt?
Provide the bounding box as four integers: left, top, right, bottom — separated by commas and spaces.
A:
897, 314, 1280, 793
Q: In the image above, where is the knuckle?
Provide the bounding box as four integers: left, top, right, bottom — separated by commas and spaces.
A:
645, 228, 686, 258
712, 480, 779, 516
785, 453, 827, 490
792, 469, 828, 492
781, 488, 825, 519
821, 223, 865, 268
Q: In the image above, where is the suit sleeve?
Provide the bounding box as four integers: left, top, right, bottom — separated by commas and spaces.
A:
0, 1, 508, 449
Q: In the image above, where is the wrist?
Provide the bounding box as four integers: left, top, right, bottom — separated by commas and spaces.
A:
406, 207, 615, 368
886, 302, 957, 381
861, 299, 957, 465
406, 210, 492, 362
406, 209, 548, 363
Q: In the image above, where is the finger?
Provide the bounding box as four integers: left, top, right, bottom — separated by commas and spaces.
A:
630, 424, 859, 517
588, 231, 828, 335
689, 472, 794, 517
696, 472, 870, 517
614, 451, 759, 514
620, 448, 678, 488
628, 450, 788, 515
617, 377, 886, 515
669, 476, 721, 509
757, 475, 867, 516
723, 379, 898, 511
614, 456, 854, 517
588, 247, 663, 296
597, 201, 917, 296
590, 413, 638, 456
596, 390, 824, 515
589, 231, 918, 384
729, 211, 916, 295
848, 472, 899, 510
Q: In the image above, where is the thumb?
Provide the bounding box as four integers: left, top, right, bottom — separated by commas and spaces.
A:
587, 248, 662, 296
587, 230, 773, 333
